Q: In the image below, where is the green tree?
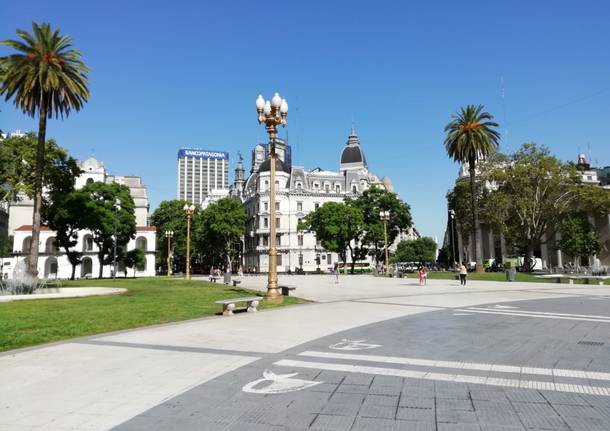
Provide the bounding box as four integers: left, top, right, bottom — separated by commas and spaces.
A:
393, 237, 437, 264
558, 212, 601, 266
444, 105, 500, 271
299, 201, 364, 273
150, 200, 191, 274
350, 186, 412, 264
481, 144, 582, 271
122, 248, 146, 278
1, 22, 90, 276
44, 190, 89, 279
0, 133, 81, 205
193, 197, 246, 273
79, 182, 136, 278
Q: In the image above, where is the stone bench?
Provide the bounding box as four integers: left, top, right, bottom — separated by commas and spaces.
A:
215, 296, 261, 316
567, 276, 605, 286
232, 279, 242, 287
281, 286, 296, 296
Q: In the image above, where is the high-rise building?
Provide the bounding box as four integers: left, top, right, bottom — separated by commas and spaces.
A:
177, 149, 229, 204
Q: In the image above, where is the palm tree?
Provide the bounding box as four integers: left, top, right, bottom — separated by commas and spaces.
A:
1, 22, 89, 276
444, 105, 500, 272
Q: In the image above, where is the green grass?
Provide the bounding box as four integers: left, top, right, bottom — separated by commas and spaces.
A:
0, 277, 306, 353
426, 271, 610, 284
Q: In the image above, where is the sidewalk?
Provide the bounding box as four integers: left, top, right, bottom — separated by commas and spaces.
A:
2, 276, 609, 430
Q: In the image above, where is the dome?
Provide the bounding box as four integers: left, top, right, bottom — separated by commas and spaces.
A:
259, 157, 290, 173
340, 127, 367, 169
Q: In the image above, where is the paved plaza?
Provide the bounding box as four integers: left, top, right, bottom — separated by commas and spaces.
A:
2, 276, 610, 430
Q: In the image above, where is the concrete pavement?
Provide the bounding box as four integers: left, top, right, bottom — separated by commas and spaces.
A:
1, 275, 610, 430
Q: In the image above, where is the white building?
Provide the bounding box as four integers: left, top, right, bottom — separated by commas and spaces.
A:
2, 156, 156, 279
240, 129, 398, 273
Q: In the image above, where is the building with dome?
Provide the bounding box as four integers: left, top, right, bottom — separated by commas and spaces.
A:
2, 156, 156, 279
237, 128, 397, 273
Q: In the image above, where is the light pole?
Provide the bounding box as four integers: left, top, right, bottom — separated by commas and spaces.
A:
165, 230, 174, 276
112, 198, 121, 279
380, 210, 391, 276
183, 204, 195, 280
449, 209, 457, 268
256, 92, 288, 302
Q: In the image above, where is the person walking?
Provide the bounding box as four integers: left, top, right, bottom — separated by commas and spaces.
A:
459, 263, 468, 286
418, 266, 425, 286
333, 264, 339, 284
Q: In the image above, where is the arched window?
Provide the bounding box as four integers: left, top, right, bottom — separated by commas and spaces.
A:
264, 180, 269, 191
335, 184, 341, 193
352, 185, 358, 193
86, 178, 94, 185
296, 182, 302, 190
324, 183, 330, 193
83, 234, 94, 252
45, 237, 59, 254
44, 257, 58, 278
136, 237, 147, 251
81, 257, 93, 278
22, 236, 32, 254
275, 180, 279, 192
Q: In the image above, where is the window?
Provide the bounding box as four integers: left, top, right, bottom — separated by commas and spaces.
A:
263, 236, 268, 246
263, 217, 268, 228
325, 184, 330, 193
314, 182, 320, 191
264, 180, 269, 191
327, 254, 332, 264
335, 184, 341, 193
298, 235, 303, 246
275, 180, 279, 191
264, 202, 268, 211
276, 217, 280, 228
297, 202, 303, 212
296, 182, 302, 190
314, 203, 319, 210
297, 217, 302, 228
275, 202, 280, 211
86, 178, 94, 185
277, 253, 282, 266
352, 185, 358, 193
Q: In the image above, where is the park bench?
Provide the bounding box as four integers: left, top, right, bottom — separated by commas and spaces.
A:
281, 286, 296, 296
215, 296, 261, 316
232, 279, 242, 287
566, 276, 605, 286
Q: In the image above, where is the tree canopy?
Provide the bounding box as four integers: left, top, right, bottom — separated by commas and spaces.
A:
193, 197, 246, 272
150, 199, 193, 274
78, 182, 136, 278
393, 237, 437, 264
559, 213, 601, 264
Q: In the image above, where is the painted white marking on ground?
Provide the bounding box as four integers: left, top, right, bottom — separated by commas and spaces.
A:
468, 307, 610, 320
453, 313, 471, 316
493, 304, 519, 309
329, 339, 381, 351
459, 309, 610, 323
242, 370, 322, 394
298, 351, 610, 382
275, 359, 610, 397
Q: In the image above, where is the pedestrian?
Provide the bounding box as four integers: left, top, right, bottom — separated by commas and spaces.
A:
333, 264, 339, 284
418, 266, 425, 286
459, 263, 467, 286
422, 265, 428, 285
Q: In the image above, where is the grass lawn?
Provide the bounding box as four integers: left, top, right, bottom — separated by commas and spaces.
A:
427, 271, 610, 284
0, 277, 306, 353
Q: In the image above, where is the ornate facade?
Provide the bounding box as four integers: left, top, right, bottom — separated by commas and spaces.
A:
238, 129, 395, 273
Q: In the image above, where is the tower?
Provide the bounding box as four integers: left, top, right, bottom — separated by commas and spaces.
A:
234, 151, 245, 197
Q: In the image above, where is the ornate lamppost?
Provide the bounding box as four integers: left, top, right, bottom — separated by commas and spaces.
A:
380, 210, 391, 275
448, 209, 457, 268
165, 230, 174, 276
112, 198, 121, 279
255, 92, 288, 302
183, 204, 195, 280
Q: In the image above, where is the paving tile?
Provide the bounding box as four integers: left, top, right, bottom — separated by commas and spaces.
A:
351, 417, 396, 431
399, 396, 435, 409
510, 401, 557, 416
358, 403, 396, 419
364, 394, 399, 407
336, 384, 370, 394
516, 413, 569, 430
310, 414, 356, 430
503, 389, 547, 403
437, 398, 474, 411
395, 420, 436, 431
437, 423, 481, 431
396, 407, 435, 422
343, 374, 374, 386
437, 409, 478, 424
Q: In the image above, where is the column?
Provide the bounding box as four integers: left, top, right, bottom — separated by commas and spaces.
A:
475, 224, 483, 264
456, 226, 464, 264
555, 231, 563, 268
540, 233, 549, 270
488, 230, 495, 260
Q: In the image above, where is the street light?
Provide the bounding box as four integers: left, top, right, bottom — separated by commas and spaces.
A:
183, 204, 195, 280
448, 209, 457, 267
165, 230, 174, 276
255, 92, 288, 302
112, 198, 121, 279
379, 210, 391, 276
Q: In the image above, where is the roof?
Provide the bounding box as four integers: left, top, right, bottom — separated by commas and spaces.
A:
15, 225, 52, 231
259, 158, 291, 173
137, 226, 157, 232
340, 128, 367, 167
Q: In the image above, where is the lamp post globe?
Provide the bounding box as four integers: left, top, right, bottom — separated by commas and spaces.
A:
379, 210, 391, 275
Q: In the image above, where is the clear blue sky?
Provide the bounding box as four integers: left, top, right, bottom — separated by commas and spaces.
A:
2, 1, 609, 241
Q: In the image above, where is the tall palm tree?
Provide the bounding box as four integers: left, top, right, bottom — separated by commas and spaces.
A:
1, 22, 89, 276
444, 105, 500, 272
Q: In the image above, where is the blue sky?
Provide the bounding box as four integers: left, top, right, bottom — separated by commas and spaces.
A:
2, 1, 609, 241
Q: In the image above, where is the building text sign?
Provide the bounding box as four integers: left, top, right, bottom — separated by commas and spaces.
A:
178, 149, 228, 159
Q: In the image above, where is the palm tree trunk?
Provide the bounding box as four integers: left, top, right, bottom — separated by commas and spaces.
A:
27, 93, 49, 277
468, 157, 483, 272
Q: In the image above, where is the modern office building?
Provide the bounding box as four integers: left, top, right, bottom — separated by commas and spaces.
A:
176, 148, 229, 204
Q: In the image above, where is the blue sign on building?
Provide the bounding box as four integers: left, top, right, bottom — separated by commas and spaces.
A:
178, 149, 228, 159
